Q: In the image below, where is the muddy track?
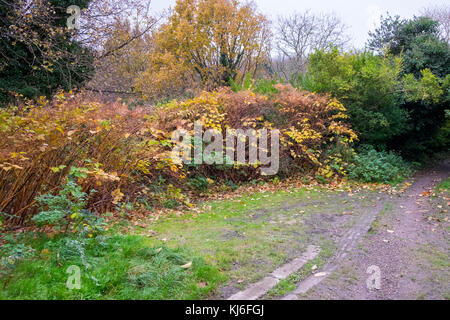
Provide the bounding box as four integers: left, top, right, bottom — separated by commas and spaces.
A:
283, 159, 450, 300
281, 192, 389, 298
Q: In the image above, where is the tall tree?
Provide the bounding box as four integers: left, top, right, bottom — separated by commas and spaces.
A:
367, 14, 450, 78
87, 18, 155, 94
421, 5, 450, 43
367, 14, 405, 54
368, 13, 450, 157
0, 0, 94, 102
75, 0, 159, 60
307, 48, 408, 146
80, 0, 161, 94
274, 10, 350, 80
135, 0, 271, 100
0, 0, 159, 102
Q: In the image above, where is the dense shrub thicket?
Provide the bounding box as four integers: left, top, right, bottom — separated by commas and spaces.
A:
301, 49, 449, 159
0, 86, 356, 227
303, 49, 407, 146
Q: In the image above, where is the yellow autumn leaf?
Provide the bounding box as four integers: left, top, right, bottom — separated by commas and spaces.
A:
56, 125, 64, 135
111, 188, 124, 204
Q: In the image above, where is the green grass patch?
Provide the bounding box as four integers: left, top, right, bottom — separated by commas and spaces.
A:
146, 188, 331, 287
1, 186, 359, 299
0, 234, 224, 300
435, 177, 450, 192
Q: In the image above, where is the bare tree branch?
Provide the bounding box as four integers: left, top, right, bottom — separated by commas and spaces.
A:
273, 10, 350, 79
421, 4, 450, 43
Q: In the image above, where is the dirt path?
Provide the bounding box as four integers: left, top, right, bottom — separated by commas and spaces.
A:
284, 159, 450, 300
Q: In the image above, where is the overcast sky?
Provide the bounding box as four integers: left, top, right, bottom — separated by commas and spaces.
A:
150, 0, 449, 49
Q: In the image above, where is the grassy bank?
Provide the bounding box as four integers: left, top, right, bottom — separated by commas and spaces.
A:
1, 185, 367, 299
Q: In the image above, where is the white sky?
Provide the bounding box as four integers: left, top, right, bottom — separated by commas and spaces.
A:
150, 0, 449, 49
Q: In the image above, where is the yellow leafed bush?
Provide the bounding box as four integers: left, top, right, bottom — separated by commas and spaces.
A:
0, 85, 357, 227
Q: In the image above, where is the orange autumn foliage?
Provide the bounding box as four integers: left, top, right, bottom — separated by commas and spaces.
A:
135, 0, 271, 100
0, 85, 356, 227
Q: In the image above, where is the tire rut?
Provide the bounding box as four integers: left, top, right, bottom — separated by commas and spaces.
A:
282, 193, 388, 298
